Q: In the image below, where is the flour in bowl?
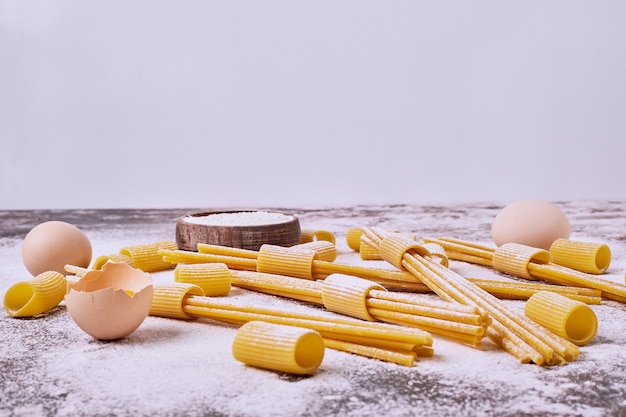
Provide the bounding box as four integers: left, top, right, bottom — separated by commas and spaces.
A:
183, 211, 294, 226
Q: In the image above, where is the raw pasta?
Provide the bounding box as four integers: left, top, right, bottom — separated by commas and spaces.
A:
524, 291, 598, 346
300, 229, 336, 245
174, 263, 231, 296
120, 240, 178, 272
232, 321, 325, 375
549, 238, 611, 274
3, 271, 66, 317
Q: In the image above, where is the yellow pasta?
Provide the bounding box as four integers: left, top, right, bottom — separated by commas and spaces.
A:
294, 241, 337, 262
149, 283, 206, 320
322, 337, 416, 367
467, 278, 602, 304
524, 291, 598, 346
549, 238, 611, 274
4, 271, 66, 317
321, 274, 386, 321
363, 227, 580, 365
492, 243, 552, 280
300, 229, 336, 245
345, 227, 365, 251
149, 283, 432, 367
426, 236, 626, 304
120, 240, 178, 272
359, 239, 383, 260
256, 244, 319, 280
232, 321, 325, 375
420, 242, 449, 268
92, 253, 135, 270
174, 263, 231, 296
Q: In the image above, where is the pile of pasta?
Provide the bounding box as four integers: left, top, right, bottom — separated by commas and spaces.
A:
7, 224, 615, 374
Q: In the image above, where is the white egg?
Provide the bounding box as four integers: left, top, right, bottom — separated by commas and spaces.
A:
491, 199, 570, 250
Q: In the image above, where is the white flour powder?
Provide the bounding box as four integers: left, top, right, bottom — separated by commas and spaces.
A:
184, 211, 294, 226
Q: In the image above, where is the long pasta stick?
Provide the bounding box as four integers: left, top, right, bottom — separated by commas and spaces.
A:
364, 227, 579, 365
528, 263, 626, 302
184, 295, 432, 347
322, 338, 416, 367
468, 278, 602, 304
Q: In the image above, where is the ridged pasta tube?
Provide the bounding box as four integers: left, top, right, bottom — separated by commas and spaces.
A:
359, 239, 382, 260
420, 243, 449, 268
524, 291, 598, 346
232, 321, 325, 375
345, 227, 365, 251
378, 234, 431, 270
300, 229, 336, 245
492, 244, 552, 280
257, 245, 318, 280
92, 253, 135, 270
294, 241, 337, 262
149, 283, 206, 320
120, 240, 178, 272
4, 271, 66, 317
321, 274, 386, 321
549, 239, 611, 274
174, 263, 231, 296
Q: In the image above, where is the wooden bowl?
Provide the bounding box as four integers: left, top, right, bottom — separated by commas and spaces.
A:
175, 210, 301, 252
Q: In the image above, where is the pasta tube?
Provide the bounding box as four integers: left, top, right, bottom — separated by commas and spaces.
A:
174, 263, 231, 296
300, 229, 336, 245
549, 239, 611, 274
492, 244, 551, 280
524, 291, 598, 346
92, 253, 135, 270
232, 321, 325, 375
120, 240, 178, 272
294, 241, 337, 262
4, 271, 66, 317
256, 245, 318, 280
321, 274, 386, 321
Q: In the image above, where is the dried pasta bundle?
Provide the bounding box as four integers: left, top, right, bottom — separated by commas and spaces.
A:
4, 271, 66, 317
549, 239, 611, 274
120, 240, 178, 272
524, 291, 598, 346
300, 229, 336, 245
230, 270, 488, 347
425, 237, 626, 304
150, 283, 432, 366
364, 228, 579, 365
232, 321, 325, 375
174, 263, 231, 296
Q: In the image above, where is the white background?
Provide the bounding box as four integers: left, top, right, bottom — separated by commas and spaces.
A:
1, 1, 625, 210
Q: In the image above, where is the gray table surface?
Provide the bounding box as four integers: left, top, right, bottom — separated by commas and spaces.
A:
1, 202, 625, 417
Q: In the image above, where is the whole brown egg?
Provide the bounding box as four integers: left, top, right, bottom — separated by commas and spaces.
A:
21, 221, 93, 276
491, 199, 570, 250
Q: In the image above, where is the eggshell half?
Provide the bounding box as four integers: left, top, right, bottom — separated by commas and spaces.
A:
65, 262, 153, 340
491, 199, 570, 250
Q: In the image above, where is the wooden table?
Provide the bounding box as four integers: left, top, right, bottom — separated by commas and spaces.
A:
1, 202, 625, 416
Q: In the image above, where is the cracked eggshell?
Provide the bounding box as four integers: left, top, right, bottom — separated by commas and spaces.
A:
65, 262, 153, 340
